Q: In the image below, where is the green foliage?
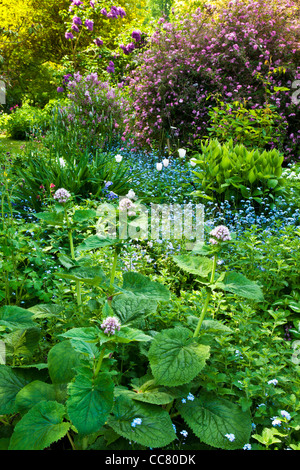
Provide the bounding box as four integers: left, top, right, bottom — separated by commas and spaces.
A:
206, 100, 288, 152
191, 138, 285, 203
5, 103, 50, 140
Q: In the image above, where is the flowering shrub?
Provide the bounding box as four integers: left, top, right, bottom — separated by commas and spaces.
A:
59, 71, 128, 148
122, 0, 300, 160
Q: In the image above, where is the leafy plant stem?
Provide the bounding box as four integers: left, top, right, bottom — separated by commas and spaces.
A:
64, 206, 82, 311
193, 254, 217, 337
94, 346, 106, 377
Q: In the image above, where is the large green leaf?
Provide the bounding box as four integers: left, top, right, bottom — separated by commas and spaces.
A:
35, 211, 64, 226
115, 380, 179, 405
67, 368, 114, 435
48, 340, 82, 384
15, 380, 57, 412
4, 327, 41, 357
112, 292, 157, 324
73, 209, 96, 223
77, 235, 118, 251
0, 306, 36, 330
9, 400, 70, 450
122, 272, 170, 301
0, 365, 29, 414
56, 266, 109, 287
178, 391, 252, 450
108, 395, 176, 448
109, 326, 153, 344
28, 303, 65, 319
148, 327, 210, 386
215, 271, 264, 301
172, 255, 213, 277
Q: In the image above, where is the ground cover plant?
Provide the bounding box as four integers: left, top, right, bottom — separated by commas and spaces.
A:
0, 0, 300, 453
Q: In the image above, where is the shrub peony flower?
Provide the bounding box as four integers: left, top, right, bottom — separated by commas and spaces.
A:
53, 188, 71, 204
101, 316, 121, 335
209, 225, 231, 244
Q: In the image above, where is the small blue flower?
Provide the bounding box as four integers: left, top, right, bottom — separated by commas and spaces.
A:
271, 418, 282, 427
268, 379, 278, 386
225, 433, 235, 442
187, 393, 195, 401
180, 430, 188, 438
181, 398, 186, 404
280, 410, 291, 421
243, 443, 252, 450
131, 418, 142, 428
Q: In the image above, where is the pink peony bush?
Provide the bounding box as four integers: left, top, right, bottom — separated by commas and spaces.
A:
122, 0, 300, 160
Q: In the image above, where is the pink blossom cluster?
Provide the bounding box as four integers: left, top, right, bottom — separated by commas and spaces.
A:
121, 0, 299, 160
209, 225, 231, 245
53, 188, 71, 204
101, 316, 121, 335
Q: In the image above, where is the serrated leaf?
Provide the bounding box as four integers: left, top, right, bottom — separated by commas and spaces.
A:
56, 266, 109, 287
8, 401, 70, 450
187, 316, 232, 334
115, 383, 175, 405
0, 365, 29, 414
172, 255, 213, 277
34, 212, 64, 226
48, 340, 82, 384
148, 327, 210, 386
28, 303, 64, 319
15, 380, 57, 412
122, 272, 170, 301
4, 327, 41, 357
0, 306, 36, 330
108, 395, 176, 448
216, 271, 264, 301
178, 391, 252, 450
77, 235, 118, 251
112, 292, 157, 324
111, 326, 153, 344
58, 327, 99, 343
73, 209, 96, 223
67, 369, 114, 435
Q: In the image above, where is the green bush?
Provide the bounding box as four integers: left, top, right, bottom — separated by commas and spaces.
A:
191, 138, 285, 203
6, 103, 50, 140
206, 99, 288, 152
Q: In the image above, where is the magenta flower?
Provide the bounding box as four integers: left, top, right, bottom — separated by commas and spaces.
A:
100, 8, 108, 16
72, 16, 82, 25
72, 0, 83, 5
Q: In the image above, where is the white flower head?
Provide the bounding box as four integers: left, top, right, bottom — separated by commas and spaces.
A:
162, 158, 169, 167
115, 154, 123, 163
190, 158, 197, 167
59, 157, 66, 167
126, 189, 136, 200
156, 162, 163, 171
178, 148, 186, 158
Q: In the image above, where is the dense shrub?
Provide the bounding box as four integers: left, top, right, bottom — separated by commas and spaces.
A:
5, 103, 50, 140
122, 0, 300, 160
57, 71, 128, 149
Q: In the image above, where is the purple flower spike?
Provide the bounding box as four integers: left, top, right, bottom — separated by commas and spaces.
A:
100, 7, 108, 16
72, 16, 82, 25
107, 60, 115, 73
57, 87, 64, 93
132, 30, 142, 42
65, 32, 74, 40
85, 19, 94, 31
